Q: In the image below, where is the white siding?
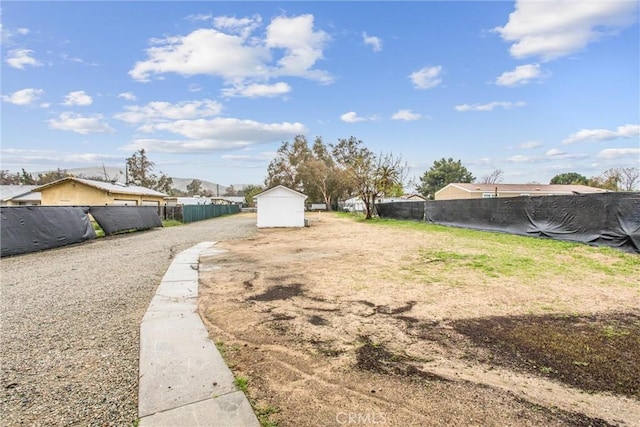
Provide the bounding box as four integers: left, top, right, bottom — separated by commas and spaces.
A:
256, 186, 307, 228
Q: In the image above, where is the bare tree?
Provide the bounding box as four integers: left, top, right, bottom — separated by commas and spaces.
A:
618, 167, 640, 191
479, 168, 504, 184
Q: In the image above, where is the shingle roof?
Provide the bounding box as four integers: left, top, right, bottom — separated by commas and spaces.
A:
34, 177, 168, 197
438, 183, 608, 195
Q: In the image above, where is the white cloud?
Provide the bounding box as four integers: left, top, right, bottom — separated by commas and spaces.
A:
186, 13, 213, 22
221, 82, 291, 98
214, 15, 262, 39
340, 111, 370, 123
563, 124, 640, 144
122, 119, 306, 153
546, 148, 565, 157
118, 92, 137, 101
48, 112, 115, 134
265, 14, 331, 82
362, 32, 382, 52
6, 48, 42, 69
519, 140, 543, 149
142, 117, 306, 140
1, 25, 30, 44
114, 99, 223, 124
455, 101, 526, 112
0, 148, 122, 167
130, 28, 269, 82
130, 14, 332, 87
62, 90, 93, 106
391, 109, 420, 121
598, 148, 640, 159
494, 0, 639, 61
2, 88, 44, 105
221, 152, 274, 163
496, 64, 549, 86
409, 66, 443, 89
506, 155, 537, 163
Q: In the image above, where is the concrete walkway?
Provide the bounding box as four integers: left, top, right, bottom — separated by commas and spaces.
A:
138, 242, 259, 426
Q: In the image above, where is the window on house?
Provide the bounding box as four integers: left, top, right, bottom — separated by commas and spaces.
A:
482, 193, 498, 198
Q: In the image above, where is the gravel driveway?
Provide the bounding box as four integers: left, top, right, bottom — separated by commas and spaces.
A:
0, 213, 257, 426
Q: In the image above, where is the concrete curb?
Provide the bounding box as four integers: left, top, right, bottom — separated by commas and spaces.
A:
138, 242, 259, 427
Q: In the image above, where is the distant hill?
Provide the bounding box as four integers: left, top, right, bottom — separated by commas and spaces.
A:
170, 177, 227, 196
36, 167, 234, 195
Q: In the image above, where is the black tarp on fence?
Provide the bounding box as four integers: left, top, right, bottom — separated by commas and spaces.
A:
376, 192, 640, 253
1, 206, 95, 257
90, 206, 163, 235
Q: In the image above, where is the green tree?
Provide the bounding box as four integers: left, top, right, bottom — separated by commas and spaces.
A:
224, 185, 236, 196
242, 184, 264, 207
155, 174, 174, 195
126, 149, 156, 188
265, 135, 347, 209
125, 149, 172, 193
20, 168, 36, 185
331, 137, 406, 219
301, 137, 346, 210
549, 172, 588, 185
416, 158, 474, 199
265, 135, 311, 192
186, 179, 203, 196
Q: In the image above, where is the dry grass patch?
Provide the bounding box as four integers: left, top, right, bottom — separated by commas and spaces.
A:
199, 213, 640, 426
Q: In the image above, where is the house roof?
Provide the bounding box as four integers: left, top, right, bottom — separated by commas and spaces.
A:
0, 185, 40, 202
436, 183, 608, 195
254, 184, 308, 199
33, 177, 168, 197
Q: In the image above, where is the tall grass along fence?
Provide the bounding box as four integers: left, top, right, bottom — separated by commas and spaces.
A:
160, 204, 240, 223
376, 192, 639, 254
1, 204, 241, 257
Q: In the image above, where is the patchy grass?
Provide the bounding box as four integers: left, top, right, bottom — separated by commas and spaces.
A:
234, 376, 249, 393
161, 219, 183, 227
215, 340, 281, 426
366, 216, 639, 285
453, 312, 640, 398
91, 221, 105, 238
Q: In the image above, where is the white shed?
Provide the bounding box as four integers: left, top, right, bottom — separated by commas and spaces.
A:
255, 185, 308, 228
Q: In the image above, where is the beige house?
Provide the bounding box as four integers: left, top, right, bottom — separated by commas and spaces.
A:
435, 183, 608, 201
34, 177, 167, 206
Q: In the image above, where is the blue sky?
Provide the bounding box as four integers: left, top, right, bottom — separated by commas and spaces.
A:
2, 1, 639, 187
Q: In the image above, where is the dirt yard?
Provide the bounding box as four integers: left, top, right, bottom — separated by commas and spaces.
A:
198, 213, 640, 427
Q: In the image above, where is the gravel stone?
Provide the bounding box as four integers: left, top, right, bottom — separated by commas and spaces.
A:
0, 214, 256, 426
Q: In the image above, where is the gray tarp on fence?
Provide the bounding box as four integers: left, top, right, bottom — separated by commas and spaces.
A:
90, 206, 163, 235
376, 192, 640, 254
1, 206, 96, 257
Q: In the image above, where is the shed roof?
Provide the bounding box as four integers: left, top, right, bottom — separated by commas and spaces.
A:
34, 177, 168, 197
436, 183, 608, 196
254, 185, 307, 199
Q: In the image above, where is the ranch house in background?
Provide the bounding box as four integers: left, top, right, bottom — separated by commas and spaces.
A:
435, 183, 609, 201
0, 185, 41, 206
33, 177, 167, 206
255, 185, 307, 228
